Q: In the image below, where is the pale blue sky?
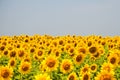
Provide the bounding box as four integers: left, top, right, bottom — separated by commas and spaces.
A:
0, 0, 120, 36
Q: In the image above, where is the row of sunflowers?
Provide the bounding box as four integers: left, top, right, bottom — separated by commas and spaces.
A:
0, 34, 120, 80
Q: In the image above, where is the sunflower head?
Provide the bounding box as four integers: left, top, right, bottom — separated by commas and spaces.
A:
80, 64, 90, 75
19, 61, 31, 74
8, 58, 16, 68
0, 66, 13, 80
44, 55, 58, 72
60, 59, 73, 74
9, 50, 16, 58
95, 71, 115, 80
3, 49, 9, 56
67, 72, 77, 80
81, 72, 90, 80
17, 49, 26, 60
101, 62, 114, 73
74, 53, 84, 65
108, 53, 119, 66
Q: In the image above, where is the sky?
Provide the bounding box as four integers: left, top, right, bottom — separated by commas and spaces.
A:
0, 0, 120, 36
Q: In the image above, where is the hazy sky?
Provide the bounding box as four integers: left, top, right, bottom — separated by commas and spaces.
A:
0, 0, 120, 36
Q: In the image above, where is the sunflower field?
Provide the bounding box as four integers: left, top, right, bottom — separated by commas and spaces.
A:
0, 34, 120, 80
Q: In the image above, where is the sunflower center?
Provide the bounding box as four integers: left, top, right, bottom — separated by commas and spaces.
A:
70, 49, 74, 53
94, 52, 99, 57
2, 70, 9, 78
69, 75, 74, 80
91, 65, 95, 70
79, 48, 86, 54
83, 68, 88, 73
4, 51, 8, 55
64, 64, 70, 70
56, 51, 59, 56
88, 41, 92, 47
59, 40, 63, 45
25, 39, 29, 42
10, 60, 15, 66
30, 48, 35, 53
47, 60, 55, 68
17, 44, 20, 48
24, 58, 30, 62
38, 51, 43, 56
89, 47, 97, 54
83, 74, 89, 80
110, 57, 116, 64
10, 51, 16, 57
76, 55, 82, 62
22, 66, 29, 71
19, 51, 24, 57
0, 46, 5, 51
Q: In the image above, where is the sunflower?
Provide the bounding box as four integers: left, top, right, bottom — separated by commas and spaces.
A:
60, 59, 73, 74
9, 50, 17, 58
0, 45, 5, 52
29, 47, 35, 54
90, 63, 97, 73
101, 62, 114, 73
93, 51, 101, 59
8, 58, 16, 68
51, 48, 61, 58
19, 61, 31, 74
36, 49, 44, 60
44, 55, 58, 72
64, 43, 72, 52
0, 66, 13, 80
2, 49, 9, 56
95, 71, 115, 80
88, 45, 98, 55
58, 39, 64, 46
80, 64, 90, 75
23, 56, 31, 63
67, 72, 77, 80
17, 49, 26, 60
108, 53, 119, 66
35, 73, 52, 80
77, 46, 87, 55
74, 53, 84, 65
81, 72, 90, 80
68, 47, 76, 57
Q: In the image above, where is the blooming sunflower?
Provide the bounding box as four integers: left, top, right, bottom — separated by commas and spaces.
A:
9, 50, 17, 58
90, 63, 97, 73
88, 45, 98, 55
8, 58, 16, 68
68, 47, 76, 57
80, 64, 90, 75
95, 71, 115, 80
76, 46, 88, 55
101, 62, 114, 73
74, 53, 85, 65
81, 72, 90, 80
108, 53, 119, 66
67, 72, 77, 80
2, 49, 9, 56
60, 59, 73, 74
17, 49, 26, 60
36, 49, 44, 60
0, 66, 13, 80
35, 73, 52, 80
44, 55, 58, 72
19, 61, 31, 74
23, 56, 31, 63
